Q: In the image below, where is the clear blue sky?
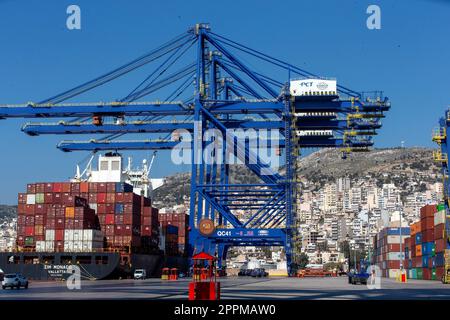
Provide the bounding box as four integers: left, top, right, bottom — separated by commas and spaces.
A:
0, 0, 449, 204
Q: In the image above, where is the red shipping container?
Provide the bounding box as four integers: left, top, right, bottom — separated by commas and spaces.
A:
53, 183, 63, 193
36, 183, 45, 193
18, 193, 27, 204
105, 225, 114, 236
115, 215, 124, 224
115, 192, 124, 203
106, 183, 115, 193
421, 216, 434, 231
71, 183, 80, 193
52, 193, 62, 204
105, 214, 115, 225
386, 260, 400, 269
423, 268, 432, 280
142, 226, 152, 236
35, 215, 45, 225
17, 226, 25, 236
56, 218, 65, 229
35, 204, 46, 214
44, 193, 54, 203
97, 204, 107, 214
27, 184, 36, 194
17, 204, 25, 214
124, 225, 132, 236
25, 216, 35, 226
423, 229, 435, 243
80, 192, 89, 201
98, 214, 106, 225
124, 214, 134, 225
80, 182, 89, 193
435, 223, 445, 240
46, 219, 56, 229
123, 193, 133, 203
420, 204, 437, 219
44, 183, 53, 193
25, 204, 35, 215
115, 225, 123, 236
105, 203, 115, 214
436, 238, 446, 253
106, 193, 115, 203
88, 193, 97, 203
89, 182, 98, 193
124, 204, 133, 214
65, 219, 74, 229
98, 183, 107, 193
25, 226, 34, 236
17, 215, 26, 225
55, 230, 64, 241
61, 183, 71, 193
97, 193, 107, 204
35, 235, 44, 241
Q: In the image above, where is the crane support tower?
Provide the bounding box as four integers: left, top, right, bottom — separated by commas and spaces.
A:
0, 24, 390, 275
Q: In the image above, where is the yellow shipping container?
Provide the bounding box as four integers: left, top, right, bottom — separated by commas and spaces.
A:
65, 207, 75, 218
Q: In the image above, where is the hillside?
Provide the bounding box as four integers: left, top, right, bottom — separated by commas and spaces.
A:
0, 205, 17, 221
152, 147, 442, 207
298, 147, 440, 190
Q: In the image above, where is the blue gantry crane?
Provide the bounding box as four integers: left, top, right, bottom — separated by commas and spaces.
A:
0, 24, 390, 275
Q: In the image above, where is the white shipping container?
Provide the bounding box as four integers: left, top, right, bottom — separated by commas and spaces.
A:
26, 194, 36, 205
435, 210, 446, 226
64, 241, 74, 252
290, 78, 337, 97
64, 230, 73, 241
73, 241, 82, 252
45, 241, 55, 252
387, 252, 404, 260
387, 235, 401, 244
35, 241, 46, 252
45, 229, 55, 241
73, 230, 83, 241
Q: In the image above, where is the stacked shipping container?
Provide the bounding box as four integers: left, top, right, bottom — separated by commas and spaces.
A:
405, 204, 446, 280
159, 211, 189, 255
372, 227, 410, 278
16, 182, 160, 254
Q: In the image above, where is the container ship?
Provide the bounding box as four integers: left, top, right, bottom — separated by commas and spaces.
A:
0, 153, 189, 280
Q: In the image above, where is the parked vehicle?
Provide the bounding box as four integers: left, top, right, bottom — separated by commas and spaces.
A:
133, 269, 146, 280
251, 268, 268, 277
2, 273, 28, 289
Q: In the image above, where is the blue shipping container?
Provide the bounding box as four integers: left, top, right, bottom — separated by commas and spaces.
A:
422, 255, 430, 268
166, 225, 178, 235
386, 227, 411, 236
415, 233, 422, 244
115, 182, 133, 193
422, 242, 434, 255
115, 204, 124, 213
435, 252, 445, 267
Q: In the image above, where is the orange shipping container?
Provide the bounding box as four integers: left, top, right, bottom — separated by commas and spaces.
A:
415, 244, 422, 257
410, 221, 422, 235
80, 182, 89, 193
65, 207, 75, 218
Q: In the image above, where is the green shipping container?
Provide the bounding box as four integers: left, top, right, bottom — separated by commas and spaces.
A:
35, 193, 45, 204
432, 244, 436, 257
416, 268, 423, 279
437, 203, 445, 211
432, 268, 437, 280
24, 237, 34, 246
409, 269, 417, 279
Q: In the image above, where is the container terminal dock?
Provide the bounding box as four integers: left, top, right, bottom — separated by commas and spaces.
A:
1, 21, 450, 301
